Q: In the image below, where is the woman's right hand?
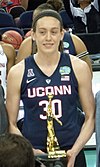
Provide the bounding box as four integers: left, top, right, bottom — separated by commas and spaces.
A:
33, 148, 46, 156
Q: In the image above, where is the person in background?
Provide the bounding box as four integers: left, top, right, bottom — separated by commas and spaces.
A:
46, 0, 64, 12
95, 90, 100, 167
0, 133, 35, 167
0, 33, 16, 96
21, 0, 47, 11
0, 0, 20, 12
0, 85, 8, 134
63, 0, 100, 33
0, 0, 27, 12
6, 9, 95, 167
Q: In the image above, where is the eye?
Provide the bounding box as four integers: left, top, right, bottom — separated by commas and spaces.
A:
39, 31, 46, 35
51, 30, 58, 35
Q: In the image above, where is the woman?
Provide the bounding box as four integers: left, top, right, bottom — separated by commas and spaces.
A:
6, 9, 95, 167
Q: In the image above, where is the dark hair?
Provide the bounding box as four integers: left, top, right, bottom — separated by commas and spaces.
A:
32, 9, 63, 32
33, 3, 55, 18
0, 133, 35, 167
33, 1, 64, 19
47, 0, 64, 12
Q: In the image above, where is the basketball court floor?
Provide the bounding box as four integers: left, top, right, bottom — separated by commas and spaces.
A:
85, 149, 96, 167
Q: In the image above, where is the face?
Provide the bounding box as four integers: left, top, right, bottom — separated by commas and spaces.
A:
32, 16, 64, 55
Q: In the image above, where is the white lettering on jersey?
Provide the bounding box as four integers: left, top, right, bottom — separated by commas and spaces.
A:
27, 85, 71, 98
39, 99, 62, 120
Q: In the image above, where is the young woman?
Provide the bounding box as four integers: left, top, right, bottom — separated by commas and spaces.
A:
6, 9, 95, 167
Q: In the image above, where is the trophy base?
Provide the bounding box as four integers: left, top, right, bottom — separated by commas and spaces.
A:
48, 150, 66, 159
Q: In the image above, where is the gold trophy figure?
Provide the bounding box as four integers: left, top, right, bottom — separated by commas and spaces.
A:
46, 94, 66, 159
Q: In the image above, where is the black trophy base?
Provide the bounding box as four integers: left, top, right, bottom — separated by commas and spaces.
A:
35, 154, 67, 167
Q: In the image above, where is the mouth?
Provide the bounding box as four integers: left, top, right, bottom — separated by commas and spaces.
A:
43, 43, 54, 48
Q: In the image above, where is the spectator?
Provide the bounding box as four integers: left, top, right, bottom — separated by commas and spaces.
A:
95, 90, 100, 167
6, 9, 95, 167
0, 0, 27, 12
63, 0, 100, 33
0, 133, 35, 167
46, 0, 64, 12
1, 0, 20, 12
0, 85, 8, 134
21, 0, 47, 11
0, 33, 16, 96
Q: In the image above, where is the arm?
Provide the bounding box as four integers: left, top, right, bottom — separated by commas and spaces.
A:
16, 37, 32, 64
67, 57, 95, 167
6, 61, 46, 155
3, 44, 16, 75
62, 0, 73, 20
71, 34, 93, 77
6, 61, 24, 136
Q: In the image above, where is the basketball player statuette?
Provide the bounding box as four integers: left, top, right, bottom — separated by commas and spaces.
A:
46, 94, 66, 159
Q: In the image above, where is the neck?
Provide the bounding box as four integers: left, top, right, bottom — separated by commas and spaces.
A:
79, 2, 90, 9
34, 52, 61, 76
34, 51, 60, 66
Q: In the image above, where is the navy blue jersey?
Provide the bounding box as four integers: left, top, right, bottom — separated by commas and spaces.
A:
21, 53, 81, 151
63, 32, 76, 55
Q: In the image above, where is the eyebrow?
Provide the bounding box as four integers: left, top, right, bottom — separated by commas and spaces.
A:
38, 27, 59, 30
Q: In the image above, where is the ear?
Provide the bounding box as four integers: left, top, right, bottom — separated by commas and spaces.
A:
31, 29, 35, 40
60, 28, 65, 41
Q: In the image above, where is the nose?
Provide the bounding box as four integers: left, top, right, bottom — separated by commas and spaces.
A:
46, 32, 51, 41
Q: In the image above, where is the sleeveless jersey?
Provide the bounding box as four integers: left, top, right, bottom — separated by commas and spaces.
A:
21, 53, 81, 151
63, 32, 76, 55
0, 45, 7, 97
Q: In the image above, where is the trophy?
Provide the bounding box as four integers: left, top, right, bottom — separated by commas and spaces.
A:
46, 94, 66, 159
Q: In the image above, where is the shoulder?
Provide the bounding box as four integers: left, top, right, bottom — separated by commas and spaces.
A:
71, 34, 86, 49
1, 42, 15, 50
70, 54, 89, 70
21, 36, 32, 45
70, 54, 86, 63
70, 34, 88, 57
1, 42, 16, 58
16, 36, 32, 64
70, 55, 91, 81
8, 60, 24, 80
19, 36, 32, 52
